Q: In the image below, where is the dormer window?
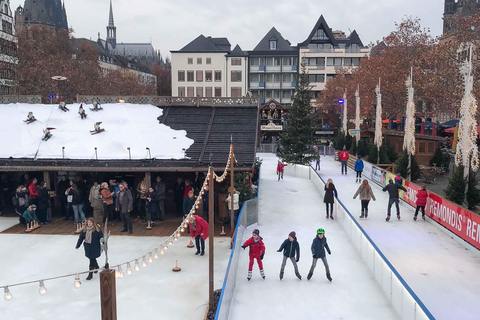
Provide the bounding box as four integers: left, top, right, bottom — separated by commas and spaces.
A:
270, 40, 277, 50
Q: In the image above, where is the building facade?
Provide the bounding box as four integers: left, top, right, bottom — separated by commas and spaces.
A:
0, 0, 17, 95
15, 0, 68, 32
298, 15, 370, 100
443, 0, 480, 34
248, 27, 298, 105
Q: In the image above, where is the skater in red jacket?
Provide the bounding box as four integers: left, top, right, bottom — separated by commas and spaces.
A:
340, 147, 349, 174
188, 215, 209, 255
242, 229, 266, 280
414, 185, 428, 221
277, 161, 287, 181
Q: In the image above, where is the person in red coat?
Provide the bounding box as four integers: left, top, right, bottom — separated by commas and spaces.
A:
183, 180, 193, 201
241, 229, 266, 280
414, 185, 428, 221
340, 147, 349, 174
188, 215, 209, 255
28, 178, 39, 206
276, 161, 287, 181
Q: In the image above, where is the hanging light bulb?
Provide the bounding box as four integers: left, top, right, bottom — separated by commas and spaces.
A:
126, 262, 133, 276
134, 259, 140, 272
168, 239, 173, 246
163, 245, 168, 250
174, 235, 179, 241
154, 250, 159, 259
180, 227, 185, 233
148, 254, 153, 264
74, 274, 81, 289
39, 280, 47, 296
4, 287, 12, 301
160, 249, 165, 255
142, 256, 147, 267
116, 265, 124, 279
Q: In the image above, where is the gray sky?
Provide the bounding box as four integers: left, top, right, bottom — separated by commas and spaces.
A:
11, 0, 444, 57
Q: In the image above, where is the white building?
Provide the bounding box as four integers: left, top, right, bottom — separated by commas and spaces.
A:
298, 15, 370, 100
0, 0, 17, 95
171, 35, 247, 98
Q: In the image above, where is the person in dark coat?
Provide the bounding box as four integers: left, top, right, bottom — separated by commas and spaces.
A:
382, 179, 407, 221
324, 178, 338, 219
146, 187, 159, 222
75, 217, 103, 280
36, 181, 50, 223
57, 175, 70, 218
183, 190, 196, 217
414, 184, 428, 221
116, 183, 134, 234
277, 231, 301, 280
174, 177, 185, 216
15, 185, 29, 224
69, 183, 86, 224
307, 228, 332, 282
154, 176, 166, 221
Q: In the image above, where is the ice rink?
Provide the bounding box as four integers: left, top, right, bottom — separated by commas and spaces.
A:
228, 154, 399, 320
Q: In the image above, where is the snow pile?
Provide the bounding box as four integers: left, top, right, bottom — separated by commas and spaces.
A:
0, 103, 193, 160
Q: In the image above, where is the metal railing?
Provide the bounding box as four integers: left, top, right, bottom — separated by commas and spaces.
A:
76, 96, 259, 107
0, 95, 42, 104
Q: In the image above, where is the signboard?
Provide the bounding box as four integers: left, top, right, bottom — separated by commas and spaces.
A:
0, 79, 15, 86
315, 131, 334, 135
371, 166, 383, 184
363, 161, 373, 181
261, 123, 283, 131
348, 129, 360, 136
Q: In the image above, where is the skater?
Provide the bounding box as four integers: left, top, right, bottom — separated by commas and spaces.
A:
58, 101, 69, 112
414, 184, 428, 221
354, 155, 364, 182
241, 229, 265, 280
307, 228, 332, 282
277, 231, 301, 280
117, 183, 134, 234
324, 178, 338, 219
78, 104, 87, 119
25, 112, 36, 123
353, 180, 376, 218
188, 215, 209, 256
146, 186, 159, 222
75, 217, 103, 280
340, 146, 349, 174
382, 179, 407, 221
395, 173, 403, 186
277, 161, 287, 181
315, 157, 321, 171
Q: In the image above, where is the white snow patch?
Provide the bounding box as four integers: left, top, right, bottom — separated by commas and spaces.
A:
0, 103, 193, 160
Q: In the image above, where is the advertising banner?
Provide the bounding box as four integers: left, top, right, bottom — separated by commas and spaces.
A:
363, 161, 373, 181
372, 166, 382, 184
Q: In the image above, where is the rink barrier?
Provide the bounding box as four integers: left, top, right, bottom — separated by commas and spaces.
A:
283, 164, 435, 320
214, 167, 260, 320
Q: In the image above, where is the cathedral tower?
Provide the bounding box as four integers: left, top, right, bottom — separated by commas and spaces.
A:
106, 0, 116, 50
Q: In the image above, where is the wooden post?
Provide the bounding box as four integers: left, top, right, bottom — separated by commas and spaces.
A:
100, 269, 117, 320
144, 172, 151, 190
208, 168, 215, 310
43, 171, 51, 190
230, 147, 235, 236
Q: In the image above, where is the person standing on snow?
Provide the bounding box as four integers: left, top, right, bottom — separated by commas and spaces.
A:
382, 179, 407, 221
414, 184, 428, 221
75, 217, 103, 281
340, 147, 349, 175
307, 228, 332, 282
277, 161, 287, 181
242, 228, 266, 280
353, 180, 376, 219
324, 178, 338, 219
354, 155, 364, 183
277, 231, 301, 280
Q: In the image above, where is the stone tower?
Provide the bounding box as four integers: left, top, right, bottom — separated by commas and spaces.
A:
15, 0, 68, 31
106, 0, 116, 50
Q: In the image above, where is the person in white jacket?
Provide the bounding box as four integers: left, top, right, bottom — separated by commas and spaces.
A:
225, 188, 240, 227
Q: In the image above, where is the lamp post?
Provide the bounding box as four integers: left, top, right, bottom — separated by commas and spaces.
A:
51, 76, 67, 103
374, 79, 383, 164
403, 68, 416, 181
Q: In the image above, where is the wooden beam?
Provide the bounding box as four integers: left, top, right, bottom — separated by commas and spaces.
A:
0, 165, 253, 173
199, 108, 216, 163
100, 269, 117, 320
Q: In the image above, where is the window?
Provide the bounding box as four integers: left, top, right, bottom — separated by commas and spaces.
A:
282, 57, 293, 66
282, 90, 292, 99
270, 40, 277, 50
266, 74, 273, 83
419, 142, 426, 154
231, 58, 242, 66
197, 57, 202, 64
187, 87, 194, 97
206, 57, 211, 64
205, 71, 212, 82
205, 87, 213, 97
215, 71, 222, 81
428, 142, 435, 154
327, 57, 342, 66
196, 70, 203, 82
188, 58, 193, 64
312, 28, 328, 40
250, 74, 259, 82
178, 87, 185, 97
308, 74, 325, 83
273, 74, 281, 83
282, 74, 292, 82
231, 71, 242, 82
196, 87, 203, 97
326, 74, 336, 82
344, 58, 360, 66
187, 71, 194, 82
274, 57, 281, 66
178, 71, 185, 82
231, 87, 242, 98
266, 58, 273, 66
250, 57, 260, 66
215, 87, 222, 97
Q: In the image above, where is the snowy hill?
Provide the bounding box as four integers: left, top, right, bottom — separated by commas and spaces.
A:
0, 103, 193, 160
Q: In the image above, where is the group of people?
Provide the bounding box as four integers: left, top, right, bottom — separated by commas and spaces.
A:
13, 175, 51, 227
241, 228, 332, 282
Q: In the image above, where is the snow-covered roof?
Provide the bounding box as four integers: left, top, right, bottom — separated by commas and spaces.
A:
0, 103, 193, 160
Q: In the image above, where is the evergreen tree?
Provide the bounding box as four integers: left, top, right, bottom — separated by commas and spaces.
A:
234, 172, 253, 207
395, 151, 421, 181
445, 165, 466, 205
356, 139, 370, 157
429, 147, 444, 167
279, 65, 318, 164
466, 170, 480, 210
368, 143, 388, 164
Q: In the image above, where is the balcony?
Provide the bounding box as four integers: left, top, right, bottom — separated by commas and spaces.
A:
307, 48, 336, 53
266, 66, 281, 72
259, 65, 265, 71
282, 65, 298, 72
306, 65, 325, 70
265, 82, 281, 89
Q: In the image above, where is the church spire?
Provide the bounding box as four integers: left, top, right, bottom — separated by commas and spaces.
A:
108, 0, 115, 27
106, 0, 117, 50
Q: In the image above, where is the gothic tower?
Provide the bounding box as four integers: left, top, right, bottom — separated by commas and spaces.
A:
106, 0, 117, 50
443, 0, 456, 34
15, 0, 67, 31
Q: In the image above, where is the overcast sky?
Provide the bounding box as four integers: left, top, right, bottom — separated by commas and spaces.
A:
11, 0, 444, 57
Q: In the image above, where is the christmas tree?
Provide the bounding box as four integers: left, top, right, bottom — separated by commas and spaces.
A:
395, 151, 421, 181
466, 169, 480, 210
429, 147, 444, 167
444, 166, 465, 205
279, 65, 318, 164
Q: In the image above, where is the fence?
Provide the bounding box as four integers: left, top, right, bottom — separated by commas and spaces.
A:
257, 144, 335, 156
214, 171, 260, 320
77, 96, 259, 107
283, 164, 434, 320
0, 95, 42, 104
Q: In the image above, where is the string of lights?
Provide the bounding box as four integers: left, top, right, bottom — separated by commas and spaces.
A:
1, 148, 237, 301
403, 68, 416, 155
374, 79, 383, 151
355, 85, 360, 142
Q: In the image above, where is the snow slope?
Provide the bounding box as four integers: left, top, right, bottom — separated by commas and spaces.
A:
0, 232, 230, 320
228, 154, 398, 320
318, 156, 480, 320
0, 103, 193, 159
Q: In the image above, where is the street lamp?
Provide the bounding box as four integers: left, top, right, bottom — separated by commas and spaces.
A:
51, 76, 67, 103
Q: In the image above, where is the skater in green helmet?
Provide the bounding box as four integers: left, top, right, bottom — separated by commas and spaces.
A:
307, 228, 332, 282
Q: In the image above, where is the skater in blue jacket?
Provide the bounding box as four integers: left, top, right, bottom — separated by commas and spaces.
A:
354, 155, 364, 183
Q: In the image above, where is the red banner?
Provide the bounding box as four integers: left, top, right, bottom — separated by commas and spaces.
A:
403, 180, 480, 250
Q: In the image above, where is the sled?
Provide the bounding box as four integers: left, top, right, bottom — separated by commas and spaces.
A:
59, 106, 70, 112
90, 129, 105, 135
42, 134, 53, 141
90, 107, 103, 111
24, 119, 37, 124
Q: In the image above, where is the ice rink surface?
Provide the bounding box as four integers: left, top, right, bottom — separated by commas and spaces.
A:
228, 154, 398, 320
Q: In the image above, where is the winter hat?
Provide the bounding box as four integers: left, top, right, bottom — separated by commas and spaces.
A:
252, 229, 260, 236
289, 231, 296, 239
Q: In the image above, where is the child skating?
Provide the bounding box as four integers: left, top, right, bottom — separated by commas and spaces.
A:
414, 184, 428, 221
277, 231, 301, 280
242, 229, 266, 280
307, 228, 332, 282
353, 179, 376, 218
277, 161, 287, 181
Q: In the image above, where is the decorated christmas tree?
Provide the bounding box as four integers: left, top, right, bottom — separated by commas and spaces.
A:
279, 66, 318, 164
